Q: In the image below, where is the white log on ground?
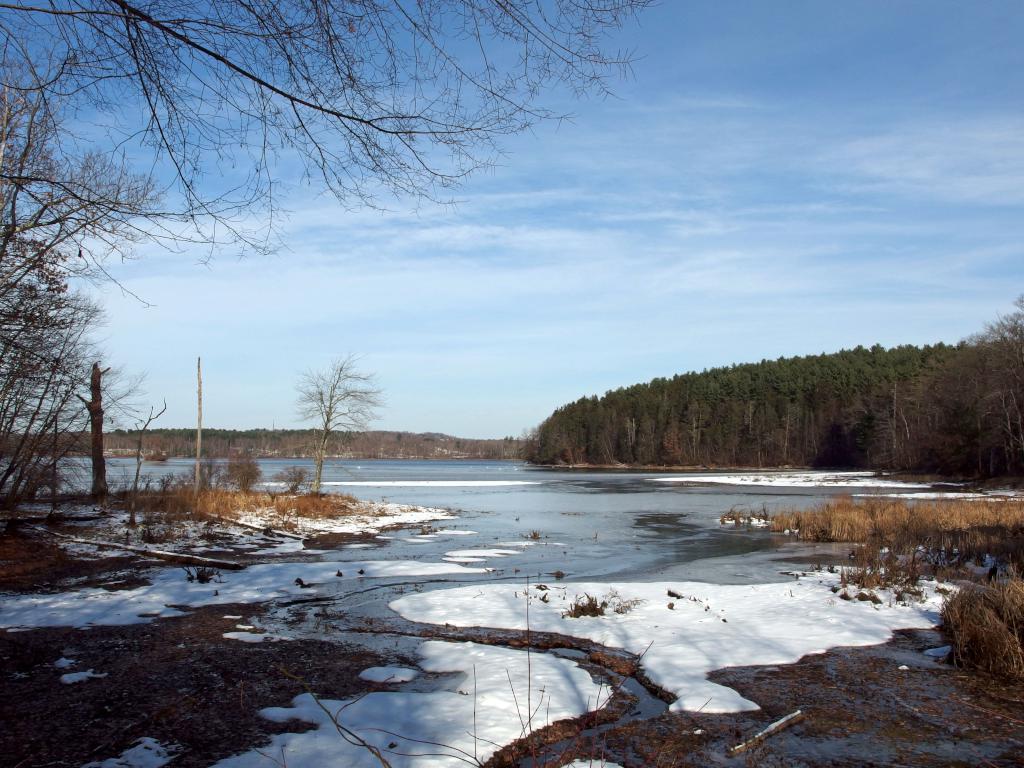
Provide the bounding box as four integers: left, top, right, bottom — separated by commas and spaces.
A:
726, 710, 805, 756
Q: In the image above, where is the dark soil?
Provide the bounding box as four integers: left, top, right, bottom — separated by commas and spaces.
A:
0, 603, 385, 768
555, 628, 1024, 767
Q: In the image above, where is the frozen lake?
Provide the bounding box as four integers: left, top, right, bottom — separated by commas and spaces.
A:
104, 458, 920, 584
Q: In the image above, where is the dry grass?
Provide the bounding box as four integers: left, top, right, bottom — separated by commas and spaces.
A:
772, 496, 1024, 680
562, 590, 642, 619
125, 484, 362, 525
942, 580, 1024, 680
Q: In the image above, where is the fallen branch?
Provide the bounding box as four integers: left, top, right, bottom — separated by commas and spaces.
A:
210, 515, 305, 540
27, 526, 246, 570
727, 709, 804, 756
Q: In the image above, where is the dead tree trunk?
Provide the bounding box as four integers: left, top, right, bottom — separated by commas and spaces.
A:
76, 362, 110, 502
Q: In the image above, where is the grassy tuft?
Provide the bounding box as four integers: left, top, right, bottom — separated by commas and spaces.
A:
942, 579, 1024, 680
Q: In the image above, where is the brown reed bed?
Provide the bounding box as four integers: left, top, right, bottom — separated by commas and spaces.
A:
942, 579, 1024, 680
771, 495, 1024, 571
124, 484, 362, 525
771, 495, 1024, 680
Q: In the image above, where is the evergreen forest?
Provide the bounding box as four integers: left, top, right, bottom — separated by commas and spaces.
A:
525, 300, 1024, 478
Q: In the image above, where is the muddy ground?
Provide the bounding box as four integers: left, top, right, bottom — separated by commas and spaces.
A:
2, 518, 1023, 767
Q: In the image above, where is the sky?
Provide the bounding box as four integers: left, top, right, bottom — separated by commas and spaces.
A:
94, 1, 1024, 438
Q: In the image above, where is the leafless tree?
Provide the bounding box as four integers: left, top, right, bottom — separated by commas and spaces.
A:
0, 68, 148, 508
129, 398, 166, 525
0, 1, 651, 254
296, 354, 381, 494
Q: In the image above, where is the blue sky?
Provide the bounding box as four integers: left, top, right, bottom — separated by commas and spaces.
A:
95, 1, 1024, 438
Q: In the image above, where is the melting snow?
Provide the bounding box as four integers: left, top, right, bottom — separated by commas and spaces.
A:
83, 737, 180, 768
358, 666, 419, 683
60, 669, 108, 684
390, 574, 943, 713
213, 641, 604, 768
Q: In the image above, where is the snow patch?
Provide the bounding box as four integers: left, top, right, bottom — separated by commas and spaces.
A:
60, 669, 108, 684
83, 737, 180, 768
358, 666, 419, 683
213, 641, 604, 768
223, 631, 292, 643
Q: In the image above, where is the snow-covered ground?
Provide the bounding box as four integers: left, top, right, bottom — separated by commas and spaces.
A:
212, 641, 607, 768
391, 573, 944, 713
232, 501, 455, 537
649, 470, 933, 489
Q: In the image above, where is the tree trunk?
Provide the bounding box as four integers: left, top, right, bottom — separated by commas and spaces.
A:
312, 431, 328, 494
86, 362, 107, 501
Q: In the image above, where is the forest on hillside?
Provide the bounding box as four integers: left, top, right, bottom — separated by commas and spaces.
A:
525, 300, 1024, 478
104, 429, 521, 462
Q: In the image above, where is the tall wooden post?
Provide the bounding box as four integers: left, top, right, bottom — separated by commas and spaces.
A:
195, 357, 203, 495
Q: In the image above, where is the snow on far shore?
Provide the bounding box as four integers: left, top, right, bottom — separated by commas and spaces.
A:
853, 491, 1023, 500
649, 471, 933, 489
213, 640, 605, 768
390, 573, 943, 714
321, 480, 540, 487
0, 559, 486, 630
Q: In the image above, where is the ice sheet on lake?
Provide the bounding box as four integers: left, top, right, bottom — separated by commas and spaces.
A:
649, 471, 932, 489
321, 480, 540, 487
213, 641, 604, 768
390, 573, 942, 714
444, 548, 521, 559
0, 559, 486, 630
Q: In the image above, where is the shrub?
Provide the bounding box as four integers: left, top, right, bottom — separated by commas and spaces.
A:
225, 455, 262, 493
563, 593, 606, 618
275, 466, 309, 494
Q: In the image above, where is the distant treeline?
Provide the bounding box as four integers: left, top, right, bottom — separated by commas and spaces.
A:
105, 429, 521, 461
524, 300, 1024, 478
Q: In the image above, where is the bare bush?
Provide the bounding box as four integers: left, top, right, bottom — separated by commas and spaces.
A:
275, 466, 310, 494
225, 455, 262, 493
